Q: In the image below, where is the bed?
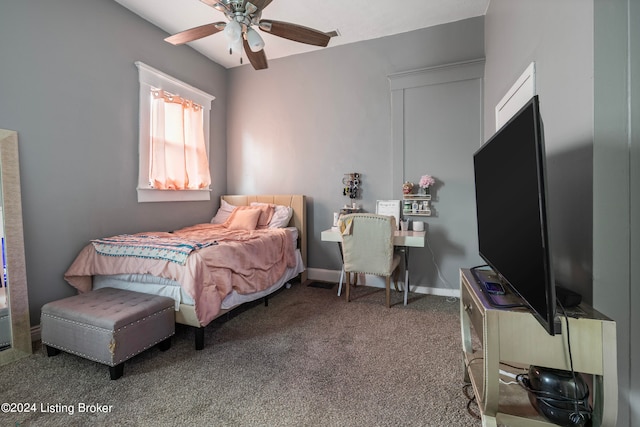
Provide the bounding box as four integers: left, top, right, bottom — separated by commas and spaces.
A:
64, 194, 307, 349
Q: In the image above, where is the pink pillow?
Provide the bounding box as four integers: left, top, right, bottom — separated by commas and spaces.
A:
253, 204, 275, 229
251, 202, 293, 228
224, 208, 262, 231
231, 205, 274, 229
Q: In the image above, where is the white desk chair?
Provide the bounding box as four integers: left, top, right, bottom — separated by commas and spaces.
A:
339, 213, 401, 307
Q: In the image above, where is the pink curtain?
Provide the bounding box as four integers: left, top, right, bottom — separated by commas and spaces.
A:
150, 90, 211, 190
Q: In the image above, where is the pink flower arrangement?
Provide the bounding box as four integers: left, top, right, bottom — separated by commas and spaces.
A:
419, 174, 435, 189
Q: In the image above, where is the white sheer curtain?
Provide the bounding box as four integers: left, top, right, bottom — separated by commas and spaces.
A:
150, 89, 211, 190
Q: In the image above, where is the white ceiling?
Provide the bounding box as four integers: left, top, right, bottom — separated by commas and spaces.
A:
115, 0, 489, 69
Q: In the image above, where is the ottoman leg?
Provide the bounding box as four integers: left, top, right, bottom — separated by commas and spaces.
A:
45, 345, 61, 357
158, 337, 171, 351
110, 363, 124, 380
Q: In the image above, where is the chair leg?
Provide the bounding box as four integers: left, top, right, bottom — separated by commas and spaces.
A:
385, 276, 391, 308
393, 268, 400, 292
345, 272, 351, 302
391, 267, 403, 304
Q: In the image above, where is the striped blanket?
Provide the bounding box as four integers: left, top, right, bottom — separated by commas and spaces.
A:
91, 234, 216, 265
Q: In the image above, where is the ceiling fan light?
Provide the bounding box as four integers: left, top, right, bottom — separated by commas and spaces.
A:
228, 36, 242, 55
223, 19, 242, 42
246, 27, 265, 52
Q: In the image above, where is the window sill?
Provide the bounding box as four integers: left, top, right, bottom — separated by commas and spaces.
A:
137, 188, 211, 203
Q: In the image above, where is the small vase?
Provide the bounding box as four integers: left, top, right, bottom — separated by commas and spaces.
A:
418, 187, 429, 196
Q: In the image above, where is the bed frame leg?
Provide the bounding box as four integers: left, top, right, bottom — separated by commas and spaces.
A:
194, 327, 205, 351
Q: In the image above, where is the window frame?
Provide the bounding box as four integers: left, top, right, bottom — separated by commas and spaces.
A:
135, 61, 215, 202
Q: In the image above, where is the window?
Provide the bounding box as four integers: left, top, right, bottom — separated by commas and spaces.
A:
135, 61, 215, 202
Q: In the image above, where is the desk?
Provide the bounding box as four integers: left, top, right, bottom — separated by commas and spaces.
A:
321, 229, 426, 305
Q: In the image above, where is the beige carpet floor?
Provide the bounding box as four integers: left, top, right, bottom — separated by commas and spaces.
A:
0, 282, 481, 426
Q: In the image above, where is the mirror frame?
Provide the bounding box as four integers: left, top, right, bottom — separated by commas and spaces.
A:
0, 129, 32, 365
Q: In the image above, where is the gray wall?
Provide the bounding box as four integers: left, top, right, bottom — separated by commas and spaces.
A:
594, 1, 640, 426
226, 17, 485, 291
486, 1, 638, 425
484, 0, 594, 302
0, 0, 228, 324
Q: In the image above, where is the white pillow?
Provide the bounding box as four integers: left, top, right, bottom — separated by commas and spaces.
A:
211, 199, 236, 224
250, 202, 294, 228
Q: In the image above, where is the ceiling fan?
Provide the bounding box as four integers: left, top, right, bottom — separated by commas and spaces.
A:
164, 0, 339, 70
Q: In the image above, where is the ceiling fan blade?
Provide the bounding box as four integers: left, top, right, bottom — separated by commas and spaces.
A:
200, 0, 233, 15
164, 22, 226, 45
243, 38, 268, 70
248, 0, 273, 11
258, 20, 335, 47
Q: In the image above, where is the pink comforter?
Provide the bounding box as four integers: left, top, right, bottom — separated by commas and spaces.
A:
64, 224, 296, 326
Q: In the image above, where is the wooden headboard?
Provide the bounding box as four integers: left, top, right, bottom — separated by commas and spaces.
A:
221, 194, 307, 283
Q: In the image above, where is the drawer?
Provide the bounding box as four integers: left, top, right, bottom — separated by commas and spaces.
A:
462, 283, 484, 347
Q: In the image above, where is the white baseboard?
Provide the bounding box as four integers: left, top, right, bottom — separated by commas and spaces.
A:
307, 268, 460, 298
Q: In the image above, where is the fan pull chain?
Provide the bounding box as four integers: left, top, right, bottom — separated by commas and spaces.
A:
227, 45, 243, 66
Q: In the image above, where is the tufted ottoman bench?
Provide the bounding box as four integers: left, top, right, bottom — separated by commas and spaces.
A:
0, 306, 10, 348
41, 287, 175, 380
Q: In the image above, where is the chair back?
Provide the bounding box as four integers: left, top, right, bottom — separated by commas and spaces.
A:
339, 213, 396, 276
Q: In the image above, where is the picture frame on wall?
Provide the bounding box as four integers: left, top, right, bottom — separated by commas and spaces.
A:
375, 200, 401, 230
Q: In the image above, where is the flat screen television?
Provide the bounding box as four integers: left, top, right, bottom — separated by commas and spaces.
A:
473, 95, 558, 336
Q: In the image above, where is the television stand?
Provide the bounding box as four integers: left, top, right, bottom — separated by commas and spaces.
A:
459, 268, 617, 426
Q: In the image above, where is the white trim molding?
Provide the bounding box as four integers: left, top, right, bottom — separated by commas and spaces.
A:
495, 62, 536, 131
134, 61, 215, 203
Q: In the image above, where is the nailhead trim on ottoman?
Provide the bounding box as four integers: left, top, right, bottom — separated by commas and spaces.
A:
41, 287, 175, 379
